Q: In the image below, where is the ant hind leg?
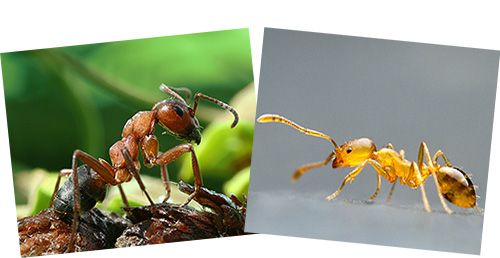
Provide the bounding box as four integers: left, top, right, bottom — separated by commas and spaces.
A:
50, 169, 72, 207
418, 143, 453, 214
410, 161, 432, 213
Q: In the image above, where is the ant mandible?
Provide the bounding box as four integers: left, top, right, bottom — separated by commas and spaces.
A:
257, 114, 479, 214
50, 84, 238, 252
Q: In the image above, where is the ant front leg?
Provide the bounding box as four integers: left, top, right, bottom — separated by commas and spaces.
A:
155, 143, 202, 207
140, 136, 172, 202
327, 159, 386, 201
368, 174, 381, 201
328, 158, 393, 202
121, 148, 155, 205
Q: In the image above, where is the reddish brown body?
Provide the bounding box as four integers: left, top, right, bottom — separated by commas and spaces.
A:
48, 84, 238, 253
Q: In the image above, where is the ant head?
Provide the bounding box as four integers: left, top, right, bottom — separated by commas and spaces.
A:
436, 166, 476, 208
153, 99, 202, 144
332, 138, 376, 168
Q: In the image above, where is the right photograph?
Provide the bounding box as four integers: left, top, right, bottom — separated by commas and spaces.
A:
246, 28, 499, 254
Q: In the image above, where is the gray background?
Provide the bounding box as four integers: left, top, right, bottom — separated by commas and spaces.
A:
246, 28, 499, 254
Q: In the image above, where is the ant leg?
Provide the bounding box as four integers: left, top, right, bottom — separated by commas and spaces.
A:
121, 148, 155, 205
327, 162, 366, 201
73, 150, 135, 206
73, 150, 117, 184
418, 143, 453, 214
155, 150, 171, 202
156, 144, 201, 207
50, 169, 72, 207
160, 164, 171, 202
65, 150, 121, 252
291, 151, 335, 182
327, 159, 374, 200
386, 180, 397, 203
331, 160, 385, 200
66, 152, 82, 253
99, 158, 130, 207
364, 161, 392, 201
327, 159, 389, 201
368, 174, 381, 201
410, 162, 431, 212
117, 185, 130, 208
432, 150, 452, 167
193, 93, 239, 128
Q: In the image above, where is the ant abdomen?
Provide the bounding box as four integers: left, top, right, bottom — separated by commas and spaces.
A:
436, 166, 476, 208
53, 165, 108, 216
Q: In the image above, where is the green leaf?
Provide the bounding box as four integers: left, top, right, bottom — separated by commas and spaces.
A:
177, 120, 254, 190
223, 166, 250, 199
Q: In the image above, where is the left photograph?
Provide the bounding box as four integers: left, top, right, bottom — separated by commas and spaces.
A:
1, 28, 255, 256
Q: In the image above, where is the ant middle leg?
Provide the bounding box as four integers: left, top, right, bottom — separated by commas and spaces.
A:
155, 143, 202, 207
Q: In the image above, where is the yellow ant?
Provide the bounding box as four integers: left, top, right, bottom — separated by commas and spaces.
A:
257, 114, 480, 214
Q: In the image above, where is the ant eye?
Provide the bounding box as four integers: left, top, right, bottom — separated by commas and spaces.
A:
173, 105, 184, 117
346, 148, 352, 154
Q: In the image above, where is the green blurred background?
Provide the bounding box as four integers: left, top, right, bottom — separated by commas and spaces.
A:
1, 28, 255, 218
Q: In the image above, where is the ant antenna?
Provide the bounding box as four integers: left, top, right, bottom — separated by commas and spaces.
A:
257, 114, 339, 149
160, 84, 190, 105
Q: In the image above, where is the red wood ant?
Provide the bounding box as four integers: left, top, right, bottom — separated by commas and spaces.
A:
49, 84, 239, 252
257, 114, 480, 214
